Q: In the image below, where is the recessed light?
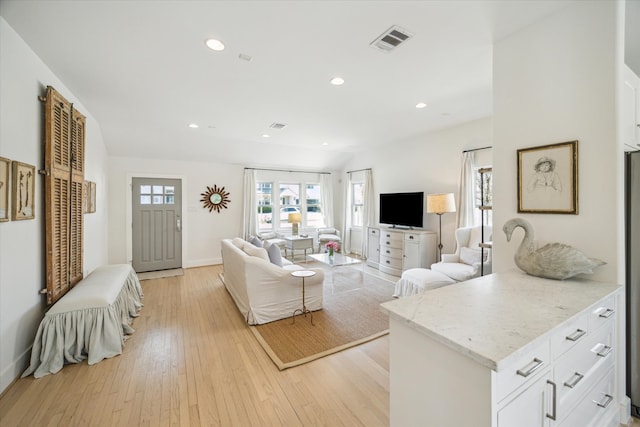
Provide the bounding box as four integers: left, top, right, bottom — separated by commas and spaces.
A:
205, 38, 225, 51
322, 142, 329, 146
188, 123, 199, 129
330, 77, 345, 86
416, 102, 427, 109
262, 134, 270, 138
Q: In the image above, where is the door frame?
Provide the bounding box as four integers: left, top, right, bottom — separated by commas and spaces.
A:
126, 173, 187, 268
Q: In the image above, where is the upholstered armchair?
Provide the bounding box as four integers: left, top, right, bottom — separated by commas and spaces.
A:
316, 227, 341, 253
258, 232, 286, 252
431, 225, 492, 282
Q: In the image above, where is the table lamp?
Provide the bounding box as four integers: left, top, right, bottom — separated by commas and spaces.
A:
288, 212, 302, 236
426, 193, 456, 261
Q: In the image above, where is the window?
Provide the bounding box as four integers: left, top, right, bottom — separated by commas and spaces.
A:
474, 166, 492, 226
351, 182, 364, 226
257, 180, 324, 231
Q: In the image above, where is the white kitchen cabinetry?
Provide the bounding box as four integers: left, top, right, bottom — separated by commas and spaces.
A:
368, 227, 436, 276
623, 64, 640, 152
381, 271, 622, 427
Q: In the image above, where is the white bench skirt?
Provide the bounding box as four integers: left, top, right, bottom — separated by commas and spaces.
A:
393, 268, 456, 298
22, 264, 143, 378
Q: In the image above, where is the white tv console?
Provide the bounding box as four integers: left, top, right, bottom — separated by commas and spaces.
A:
366, 226, 437, 277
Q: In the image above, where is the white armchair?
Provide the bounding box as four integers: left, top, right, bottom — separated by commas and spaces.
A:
316, 227, 341, 253
258, 232, 286, 252
431, 225, 492, 282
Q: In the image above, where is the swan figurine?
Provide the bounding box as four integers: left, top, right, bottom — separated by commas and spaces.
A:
503, 218, 606, 280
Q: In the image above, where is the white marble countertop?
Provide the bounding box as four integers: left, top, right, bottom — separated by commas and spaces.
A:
380, 270, 620, 371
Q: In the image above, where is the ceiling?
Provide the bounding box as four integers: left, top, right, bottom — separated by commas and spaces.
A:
0, 0, 574, 170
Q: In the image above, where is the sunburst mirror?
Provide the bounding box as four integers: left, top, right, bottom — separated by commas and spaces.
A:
200, 185, 230, 213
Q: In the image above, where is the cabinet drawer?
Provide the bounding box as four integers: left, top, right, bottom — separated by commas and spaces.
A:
380, 254, 402, 270
404, 233, 422, 242
555, 323, 614, 415
588, 295, 616, 332
380, 236, 402, 249
368, 227, 379, 237
496, 340, 550, 402
381, 231, 402, 241
380, 246, 402, 259
551, 313, 589, 359
558, 367, 615, 427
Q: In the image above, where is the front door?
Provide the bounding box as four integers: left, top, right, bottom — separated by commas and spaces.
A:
132, 178, 182, 273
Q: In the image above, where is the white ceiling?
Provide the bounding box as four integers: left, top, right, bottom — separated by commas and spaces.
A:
1, 0, 574, 170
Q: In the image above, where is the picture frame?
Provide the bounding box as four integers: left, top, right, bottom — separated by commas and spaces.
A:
11, 161, 36, 220
517, 140, 578, 214
0, 157, 10, 222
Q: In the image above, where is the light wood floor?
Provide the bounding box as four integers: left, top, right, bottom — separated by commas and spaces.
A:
0, 265, 390, 427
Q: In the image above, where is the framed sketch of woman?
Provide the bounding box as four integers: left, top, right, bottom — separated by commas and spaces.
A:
517, 141, 578, 214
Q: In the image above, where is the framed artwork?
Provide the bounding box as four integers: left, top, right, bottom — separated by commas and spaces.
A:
517, 140, 578, 214
0, 157, 9, 222
89, 181, 96, 213
11, 161, 36, 220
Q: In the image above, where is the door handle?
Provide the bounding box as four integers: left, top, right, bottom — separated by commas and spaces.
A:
176, 218, 182, 232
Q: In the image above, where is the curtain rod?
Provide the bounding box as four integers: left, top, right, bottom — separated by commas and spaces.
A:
346, 168, 372, 174
244, 167, 330, 175
463, 146, 492, 153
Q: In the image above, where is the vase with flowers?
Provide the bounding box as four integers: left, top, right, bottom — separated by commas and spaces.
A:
325, 241, 340, 257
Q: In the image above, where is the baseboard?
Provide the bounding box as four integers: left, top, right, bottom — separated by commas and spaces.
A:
184, 258, 221, 268
0, 346, 31, 396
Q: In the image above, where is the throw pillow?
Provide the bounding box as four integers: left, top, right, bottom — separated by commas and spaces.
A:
263, 241, 284, 267
249, 235, 263, 248
243, 243, 270, 262
459, 247, 487, 265
232, 237, 246, 248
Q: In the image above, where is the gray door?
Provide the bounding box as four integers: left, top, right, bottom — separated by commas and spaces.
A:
132, 178, 182, 273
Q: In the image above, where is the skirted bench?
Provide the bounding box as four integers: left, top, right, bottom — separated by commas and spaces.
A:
22, 264, 143, 378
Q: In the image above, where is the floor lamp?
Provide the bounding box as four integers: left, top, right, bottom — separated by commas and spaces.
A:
426, 193, 456, 261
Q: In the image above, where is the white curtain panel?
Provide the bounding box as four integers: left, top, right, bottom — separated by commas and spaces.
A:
457, 151, 476, 228
320, 173, 334, 228
343, 173, 354, 253
362, 169, 375, 257
242, 169, 258, 239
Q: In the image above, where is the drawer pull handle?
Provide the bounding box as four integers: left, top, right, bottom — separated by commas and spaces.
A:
563, 372, 584, 389
546, 380, 557, 420
516, 358, 544, 377
597, 345, 613, 357
593, 393, 613, 408
598, 308, 614, 318
386, 241, 390, 245
566, 329, 586, 342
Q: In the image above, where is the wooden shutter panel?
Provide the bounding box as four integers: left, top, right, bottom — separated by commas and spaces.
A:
44, 86, 85, 304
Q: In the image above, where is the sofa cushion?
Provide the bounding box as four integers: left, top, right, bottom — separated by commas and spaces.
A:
243, 243, 270, 262
459, 247, 487, 266
263, 241, 284, 267
431, 262, 477, 282
232, 237, 246, 248
249, 236, 263, 248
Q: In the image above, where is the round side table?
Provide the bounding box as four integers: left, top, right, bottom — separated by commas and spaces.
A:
290, 270, 316, 325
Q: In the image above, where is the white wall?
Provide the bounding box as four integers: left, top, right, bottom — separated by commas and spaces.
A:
108, 157, 245, 267
0, 18, 109, 393
341, 117, 492, 255
492, 0, 622, 283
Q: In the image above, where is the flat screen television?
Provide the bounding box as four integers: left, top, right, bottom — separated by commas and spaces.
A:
379, 192, 424, 228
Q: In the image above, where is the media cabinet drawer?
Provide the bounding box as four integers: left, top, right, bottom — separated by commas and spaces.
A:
380, 255, 402, 270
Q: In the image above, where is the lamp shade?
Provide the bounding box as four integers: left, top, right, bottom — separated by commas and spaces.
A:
426, 193, 456, 214
288, 212, 302, 223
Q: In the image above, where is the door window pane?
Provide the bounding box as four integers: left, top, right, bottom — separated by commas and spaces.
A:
140, 185, 151, 194
140, 195, 151, 204
153, 185, 163, 194
165, 195, 174, 204
152, 195, 164, 204
165, 186, 175, 195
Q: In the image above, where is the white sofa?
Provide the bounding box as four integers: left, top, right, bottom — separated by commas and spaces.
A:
221, 238, 324, 325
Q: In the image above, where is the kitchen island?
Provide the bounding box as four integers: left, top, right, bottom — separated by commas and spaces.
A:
380, 270, 622, 427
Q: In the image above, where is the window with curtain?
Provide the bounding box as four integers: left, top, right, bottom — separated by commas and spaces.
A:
351, 182, 364, 226
474, 166, 493, 226
256, 179, 325, 232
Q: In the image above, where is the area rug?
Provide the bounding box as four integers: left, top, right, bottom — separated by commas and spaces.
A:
137, 268, 184, 281
250, 263, 395, 370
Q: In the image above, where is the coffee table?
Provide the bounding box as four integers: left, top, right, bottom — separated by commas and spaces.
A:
308, 253, 362, 287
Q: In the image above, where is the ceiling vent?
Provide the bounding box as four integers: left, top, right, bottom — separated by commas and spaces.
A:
370, 25, 413, 52
269, 123, 287, 130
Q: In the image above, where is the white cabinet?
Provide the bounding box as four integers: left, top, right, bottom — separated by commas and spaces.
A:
381, 272, 622, 427
623, 64, 640, 151
368, 227, 436, 276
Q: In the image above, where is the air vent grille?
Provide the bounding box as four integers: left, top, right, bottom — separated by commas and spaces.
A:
370, 25, 413, 52
269, 123, 287, 130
